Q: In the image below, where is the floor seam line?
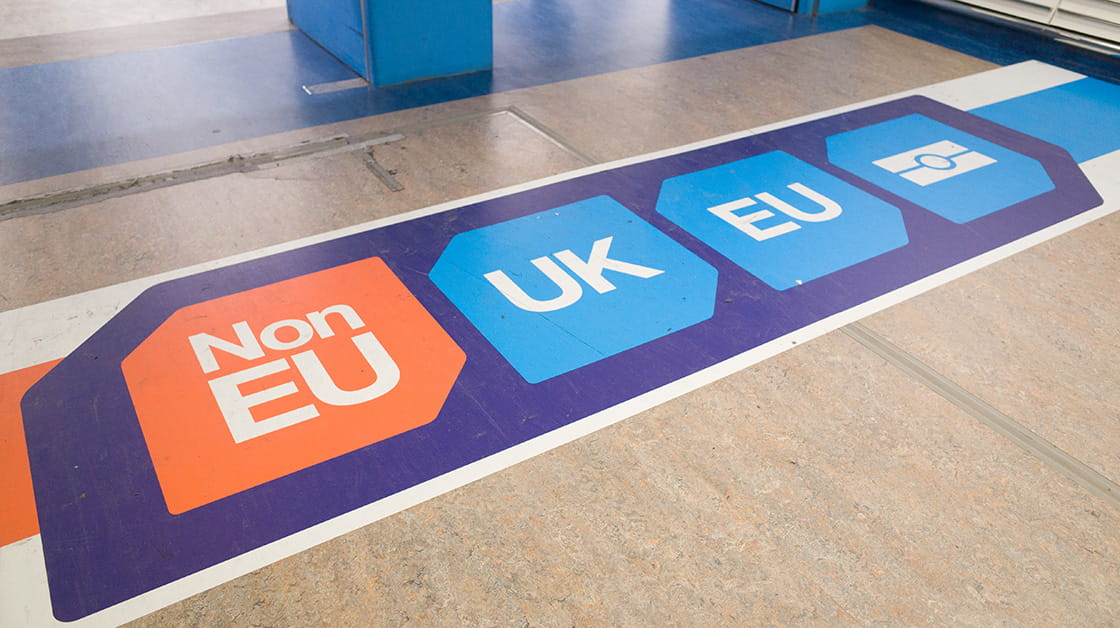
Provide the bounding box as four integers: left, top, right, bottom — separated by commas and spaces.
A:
841, 321, 1120, 511
504, 105, 601, 165
0, 105, 601, 222
0, 132, 404, 221
362, 151, 405, 192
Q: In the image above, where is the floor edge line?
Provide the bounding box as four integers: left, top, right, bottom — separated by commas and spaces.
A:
842, 321, 1120, 511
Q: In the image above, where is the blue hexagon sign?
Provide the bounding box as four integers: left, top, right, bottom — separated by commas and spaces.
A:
655, 150, 909, 290
826, 114, 1055, 223
430, 196, 718, 383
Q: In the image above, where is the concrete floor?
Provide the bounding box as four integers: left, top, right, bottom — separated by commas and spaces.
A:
0, 0, 286, 40
1, 2, 1118, 626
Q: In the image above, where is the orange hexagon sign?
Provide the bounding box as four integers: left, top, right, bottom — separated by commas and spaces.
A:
122, 257, 465, 514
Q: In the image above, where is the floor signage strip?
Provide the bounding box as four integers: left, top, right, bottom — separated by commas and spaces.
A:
1, 62, 1117, 625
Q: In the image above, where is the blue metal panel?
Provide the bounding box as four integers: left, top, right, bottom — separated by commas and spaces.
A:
367, 0, 493, 86
287, 0, 494, 86
797, 0, 868, 15
287, 0, 368, 78
757, 0, 800, 13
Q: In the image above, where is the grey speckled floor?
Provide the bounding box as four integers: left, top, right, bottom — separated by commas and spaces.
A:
2, 9, 1118, 626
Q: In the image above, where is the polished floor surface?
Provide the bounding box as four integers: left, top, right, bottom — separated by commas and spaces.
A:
2, 0, 1119, 625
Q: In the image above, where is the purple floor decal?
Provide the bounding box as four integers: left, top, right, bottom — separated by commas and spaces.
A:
22, 96, 1101, 620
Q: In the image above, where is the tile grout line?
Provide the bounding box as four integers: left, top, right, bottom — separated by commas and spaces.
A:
842, 321, 1120, 511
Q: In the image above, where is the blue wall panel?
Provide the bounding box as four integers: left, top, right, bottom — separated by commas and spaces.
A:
287, 0, 367, 78
367, 0, 493, 86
